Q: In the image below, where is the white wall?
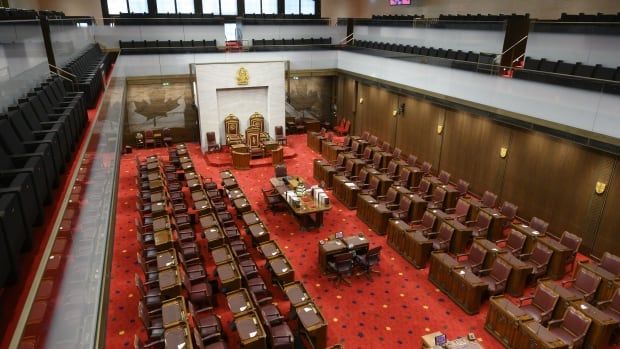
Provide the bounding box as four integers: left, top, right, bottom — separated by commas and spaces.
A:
194, 61, 286, 153
49, 21, 95, 66
526, 32, 620, 67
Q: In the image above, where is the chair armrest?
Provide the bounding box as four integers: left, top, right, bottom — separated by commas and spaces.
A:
422, 194, 433, 200
478, 267, 492, 275
547, 319, 562, 327
540, 308, 553, 318
596, 299, 612, 307
195, 305, 214, 314
201, 333, 221, 342
455, 253, 469, 261
143, 279, 159, 287
386, 203, 399, 210
518, 295, 534, 306
561, 279, 576, 287
495, 238, 508, 245
445, 207, 457, 214
425, 231, 438, 238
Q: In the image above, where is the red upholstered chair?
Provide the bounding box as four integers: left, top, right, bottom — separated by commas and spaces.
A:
377, 187, 399, 207
480, 190, 498, 208
438, 170, 450, 185
412, 178, 432, 199
597, 288, 620, 324
361, 147, 373, 164
360, 176, 381, 197
370, 152, 384, 171
411, 211, 437, 236
138, 300, 164, 341
445, 198, 471, 222
427, 187, 447, 210
547, 306, 592, 349
559, 267, 602, 303
135, 273, 161, 312
421, 161, 432, 175
206, 132, 220, 152
162, 127, 173, 146
456, 179, 470, 197
259, 303, 294, 349
558, 231, 582, 273
457, 243, 487, 274
530, 216, 549, 234
518, 283, 559, 324
144, 129, 155, 148
188, 301, 224, 345
499, 201, 518, 228
407, 154, 418, 167
470, 210, 492, 239
497, 229, 527, 257
599, 252, 620, 277
391, 196, 413, 221
428, 222, 454, 252
479, 258, 512, 296
274, 125, 287, 145
522, 243, 553, 282
334, 119, 350, 136
385, 160, 400, 179
180, 268, 214, 309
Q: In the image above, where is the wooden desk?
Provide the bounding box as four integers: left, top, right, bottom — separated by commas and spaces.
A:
283, 281, 312, 307
461, 197, 489, 222
147, 171, 161, 182
157, 248, 178, 271
216, 261, 241, 292
450, 267, 488, 314
247, 222, 270, 245
332, 175, 360, 209
500, 253, 533, 297
231, 143, 249, 153
234, 311, 267, 349
313, 159, 327, 183
307, 132, 322, 153
512, 223, 545, 254
515, 320, 568, 349
222, 176, 239, 190
193, 199, 212, 216
350, 139, 368, 156
164, 323, 193, 349
539, 236, 573, 280
227, 188, 245, 201
366, 202, 395, 235
258, 240, 283, 260
149, 191, 165, 204
473, 238, 506, 270
485, 295, 533, 348
576, 261, 620, 303
159, 266, 182, 299
435, 184, 460, 211
342, 235, 370, 254
241, 211, 261, 227
162, 296, 188, 329
346, 158, 368, 179
154, 228, 173, 251
318, 239, 347, 273
191, 190, 208, 203
270, 176, 332, 231
263, 140, 278, 152
541, 280, 585, 320
386, 219, 412, 255
445, 219, 473, 254
480, 207, 508, 242
151, 200, 167, 218
268, 255, 295, 285
429, 252, 460, 292
220, 170, 234, 179
322, 143, 347, 163
233, 197, 252, 216
409, 231, 433, 269
181, 161, 194, 172
212, 245, 233, 265
295, 302, 328, 349
203, 226, 224, 249
572, 300, 619, 349
226, 288, 254, 318
356, 194, 378, 226
152, 215, 170, 232
199, 213, 219, 229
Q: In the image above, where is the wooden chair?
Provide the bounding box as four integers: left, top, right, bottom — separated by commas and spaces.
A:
224, 113, 243, 145
249, 112, 270, 141
245, 126, 264, 158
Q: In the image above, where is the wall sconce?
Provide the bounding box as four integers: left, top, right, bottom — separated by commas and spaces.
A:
499, 147, 508, 158
359, 98, 364, 104
436, 124, 443, 134
392, 109, 398, 117
595, 181, 607, 195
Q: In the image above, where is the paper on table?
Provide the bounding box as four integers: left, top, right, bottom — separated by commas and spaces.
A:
249, 331, 257, 338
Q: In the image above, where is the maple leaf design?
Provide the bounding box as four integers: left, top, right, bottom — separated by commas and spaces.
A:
133, 95, 181, 127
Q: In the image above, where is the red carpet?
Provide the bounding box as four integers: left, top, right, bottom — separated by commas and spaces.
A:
106, 134, 509, 349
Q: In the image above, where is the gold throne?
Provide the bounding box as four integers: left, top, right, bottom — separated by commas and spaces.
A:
249, 112, 270, 142
224, 114, 243, 146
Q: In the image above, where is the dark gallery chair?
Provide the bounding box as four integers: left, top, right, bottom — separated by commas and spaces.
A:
355, 246, 382, 280
327, 251, 354, 287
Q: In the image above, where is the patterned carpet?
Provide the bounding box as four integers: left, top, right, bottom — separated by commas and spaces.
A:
106, 134, 506, 349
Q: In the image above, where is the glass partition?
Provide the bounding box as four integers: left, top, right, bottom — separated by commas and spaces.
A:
11, 78, 125, 349
0, 19, 48, 112
48, 17, 96, 67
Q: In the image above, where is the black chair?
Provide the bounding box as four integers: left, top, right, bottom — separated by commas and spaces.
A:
327, 251, 354, 287
355, 246, 381, 280
262, 188, 286, 213
274, 164, 287, 178
0, 193, 28, 287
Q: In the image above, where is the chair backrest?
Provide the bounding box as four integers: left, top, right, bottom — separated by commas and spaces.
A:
457, 179, 470, 196
358, 168, 370, 183
432, 187, 446, 204
275, 164, 287, 178
393, 147, 402, 159
399, 167, 412, 184
272, 146, 284, 164
476, 211, 492, 230
362, 147, 373, 160
366, 246, 382, 265
421, 161, 432, 174
530, 243, 553, 266
145, 129, 154, 138
419, 178, 431, 194
368, 176, 380, 192
561, 307, 592, 340
361, 131, 370, 140
384, 187, 398, 203
381, 142, 391, 152
334, 251, 354, 270
134, 273, 145, 297
530, 216, 549, 234
421, 211, 436, 229
469, 243, 487, 266
275, 125, 283, 136
481, 191, 498, 207
224, 114, 240, 136
533, 284, 560, 313
138, 300, 150, 327
206, 131, 216, 143
372, 152, 382, 168
559, 231, 582, 253
398, 196, 412, 213
407, 154, 417, 166
500, 201, 518, 221
574, 268, 602, 296
351, 141, 361, 154
344, 159, 355, 174
249, 112, 265, 132
438, 170, 450, 184
192, 328, 206, 349
490, 259, 512, 282
336, 153, 346, 167
245, 126, 262, 147
163, 127, 172, 137
506, 229, 526, 252
437, 222, 454, 242
369, 135, 378, 146
386, 161, 398, 176
454, 199, 471, 217
600, 252, 620, 276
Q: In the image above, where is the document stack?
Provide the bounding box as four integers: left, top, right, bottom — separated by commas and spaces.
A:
312, 188, 330, 206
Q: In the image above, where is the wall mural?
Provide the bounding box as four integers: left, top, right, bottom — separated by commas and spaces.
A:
288, 76, 333, 122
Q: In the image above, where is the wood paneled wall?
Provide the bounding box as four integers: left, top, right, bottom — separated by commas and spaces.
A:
337, 75, 620, 257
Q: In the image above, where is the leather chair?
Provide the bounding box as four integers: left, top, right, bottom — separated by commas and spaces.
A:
497, 229, 527, 257
135, 273, 162, 312
384, 160, 399, 179
559, 268, 602, 303
411, 211, 437, 236
232, 151, 250, 170
522, 243, 553, 282
377, 187, 399, 207
355, 246, 381, 280
162, 127, 173, 146
599, 252, 620, 276
479, 258, 512, 296
134, 334, 164, 349
547, 306, 591, 349
192, 328, 229, 349
597, 288, 620, 324
456, 179, 470, 197
391, 196, 413, 221
457, 243, 487, 274
271, 146, 284, 165
360, 176, 381, 198
499, 201, 518, 228
206, 132, 220, 152
177, 251, 207, 283
137, 252, 158, 282
275, 125, 287, 145
437, 170, 450, 185
412, 178, 432, 198
427, 187, 447, 210
428, 222, 454, 252
138, 300, 164, 340
530, 216, 549, 234
144, 129, 155, 148
393, 166, 413, 187
392, 147, 402, 159
420, 161, 432, 175
327, 251, 354, 287
407, 154, 417, 167
368, 135, 379, 146
470, 210, 492, 238
181, 268, 214, 309
260, 305, 294, 349
361, 131, 370, 141
480, 190, 498, 208
262, 188, 286, 213
559, 231, 582, 273
518, 283, 559, 324
188, 301, 223, 344
445, 198, 471, 222
361, 147, 373, 164
274, 164, 287, 178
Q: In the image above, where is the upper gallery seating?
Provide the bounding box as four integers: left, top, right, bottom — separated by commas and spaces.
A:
105, 12, 224, 25
438, 13, 528, 21
559, 12, 620, 22
62, 44, 110, 108
350, 13, 523, 29
0, 7, 38, 20
513, 57, 620, 94
242, 13, 328, 25
349, 40, 497, 74
252, 37, 332, 51
0, 75, 87, 288
119, 39, 218, 54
